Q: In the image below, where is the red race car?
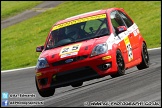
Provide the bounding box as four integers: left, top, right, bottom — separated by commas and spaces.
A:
35, 8, 149, 97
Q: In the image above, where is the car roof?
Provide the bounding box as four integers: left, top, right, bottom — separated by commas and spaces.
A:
55, 8, 123, 25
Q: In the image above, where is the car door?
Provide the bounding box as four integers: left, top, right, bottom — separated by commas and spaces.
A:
118, 10, 140, 60
110, 10, 134, 64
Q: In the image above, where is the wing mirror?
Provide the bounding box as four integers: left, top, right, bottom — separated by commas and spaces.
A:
36, 46, 44, 52
117, 26, 127, 33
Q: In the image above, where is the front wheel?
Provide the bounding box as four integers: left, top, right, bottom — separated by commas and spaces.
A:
35, 76, 55, 97
137, 43, 149, 70
110, 50, 125, 78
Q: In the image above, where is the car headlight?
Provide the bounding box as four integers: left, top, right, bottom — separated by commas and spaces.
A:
91, 43, 108, 57
36, 58, 49, 69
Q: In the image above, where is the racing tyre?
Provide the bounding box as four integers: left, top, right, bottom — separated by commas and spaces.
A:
35, 76, 55, 97
71, 82, 83, 87
110, 50, 125, 78
137, 43, 149, 70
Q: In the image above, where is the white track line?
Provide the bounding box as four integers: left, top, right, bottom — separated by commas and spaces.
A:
147, 47, 161, 51
1, 47, 161, 73
1, 66, 36, 73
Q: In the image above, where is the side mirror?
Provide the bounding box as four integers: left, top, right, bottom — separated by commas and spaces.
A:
36, 46, 44, 52
117, 26, 127, 33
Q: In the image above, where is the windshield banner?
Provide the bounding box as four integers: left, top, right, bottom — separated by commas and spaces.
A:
52, 14, 106, 31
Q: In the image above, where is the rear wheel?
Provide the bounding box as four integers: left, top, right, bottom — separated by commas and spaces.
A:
137, 43, 149, 70
35, 76, 55, 97
71, 82, 83, 87
110, 50, 125, 78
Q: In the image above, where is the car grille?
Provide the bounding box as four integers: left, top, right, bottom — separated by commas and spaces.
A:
51, 66, 100, 88
52, 55, 88, 66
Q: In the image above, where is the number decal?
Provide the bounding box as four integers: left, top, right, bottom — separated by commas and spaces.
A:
72, 45, 79, 50
124, 36, 133, 61
62, 48, 69, 53
59, 43, 82, 58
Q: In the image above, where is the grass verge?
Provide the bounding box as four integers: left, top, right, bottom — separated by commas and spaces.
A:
1, 1, 43, 20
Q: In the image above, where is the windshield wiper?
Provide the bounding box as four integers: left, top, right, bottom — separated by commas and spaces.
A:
45, 42, 74, 50
46, 39, 85, 50
87, 33, 109, 40
95, 33, 109, 38
45, 46, 54, 50
54, 41, 76, 48
74, 38, 89, 42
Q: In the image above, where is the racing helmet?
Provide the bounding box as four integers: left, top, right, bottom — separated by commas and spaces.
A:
65, 27, 79, 39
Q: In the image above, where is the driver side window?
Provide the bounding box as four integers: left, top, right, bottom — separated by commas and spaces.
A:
110, 11, 125, 34
118, 11, 133, 28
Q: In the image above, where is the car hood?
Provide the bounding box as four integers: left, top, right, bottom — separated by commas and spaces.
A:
40, 36, 109, 64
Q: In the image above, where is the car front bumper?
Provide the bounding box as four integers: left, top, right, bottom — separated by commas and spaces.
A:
35, 50, 118, 90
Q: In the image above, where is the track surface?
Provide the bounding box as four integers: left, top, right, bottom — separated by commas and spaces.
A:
1, 49, 161, 107
1, 1, 64, 29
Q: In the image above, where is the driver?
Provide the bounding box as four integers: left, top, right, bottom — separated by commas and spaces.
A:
65, 27, 79, 40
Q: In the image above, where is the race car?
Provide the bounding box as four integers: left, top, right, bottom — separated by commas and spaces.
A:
35, 8, 149, 97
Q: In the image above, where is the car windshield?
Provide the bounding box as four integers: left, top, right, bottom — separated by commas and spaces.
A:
46, 14, 109, 50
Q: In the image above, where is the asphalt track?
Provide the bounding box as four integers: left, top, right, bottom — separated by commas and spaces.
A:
1, 48, 161, 107
1, 1, 64, 29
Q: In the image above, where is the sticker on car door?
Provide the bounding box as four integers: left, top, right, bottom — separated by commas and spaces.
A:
124, 36, 133, 62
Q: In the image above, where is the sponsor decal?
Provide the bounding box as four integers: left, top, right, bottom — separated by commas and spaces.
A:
124, 36, 133, 61
52, 14, 106, 31
60, 43, 82, 58
61, 52, 78, 58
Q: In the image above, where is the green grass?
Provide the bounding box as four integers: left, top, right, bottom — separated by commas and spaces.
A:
1, 1, 161, 70
1, 1, 43, 20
